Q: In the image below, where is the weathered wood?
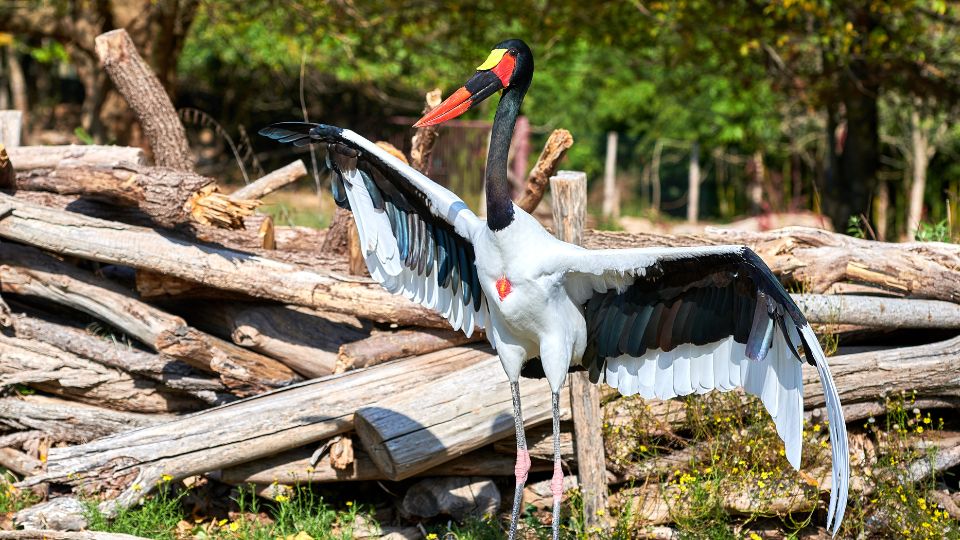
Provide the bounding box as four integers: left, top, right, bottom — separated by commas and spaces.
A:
0, 333, 202, 413
95, 29, 193, 171
794, 293, 960, 328
409, 89, 443, 175
0, 395, 166, 444
354, 354, 571, 481
516, 130, 574, 213
0, 192, 446, 327
551, 169, 608, 527
5, 145, 146, 170
347, 219, 366, 276
230, 160, 307, 201
8, 313, 233, 406
335, 328, 480, 373
0, 447, 41, 476
493, 422, 575, 463
8, 163, 236, 228
217, 445, 554, 485
169, 301, 370, 378
26, 347, 488, 512
322, 207, 353, 256
187, 184, 260, 230
14, 497, 89, 534
602, 131, 619, 220
0, 243, 301, 395
584, 226, 960, 303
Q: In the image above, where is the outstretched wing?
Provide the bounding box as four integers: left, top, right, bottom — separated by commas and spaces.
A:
259, 122, 488, 336
555, 245, 848, 534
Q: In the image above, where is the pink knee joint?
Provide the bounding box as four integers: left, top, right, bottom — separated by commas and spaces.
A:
514, 449, 531, 485
550, 461, 564, 499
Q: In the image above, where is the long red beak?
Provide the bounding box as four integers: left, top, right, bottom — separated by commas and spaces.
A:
414, 70, 505, 127
414, 87, 475, 127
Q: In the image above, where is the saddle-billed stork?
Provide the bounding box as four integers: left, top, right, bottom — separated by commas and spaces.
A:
260, 38, 849, 539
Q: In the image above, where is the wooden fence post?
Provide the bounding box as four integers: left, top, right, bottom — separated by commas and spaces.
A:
549, 170, 609, 530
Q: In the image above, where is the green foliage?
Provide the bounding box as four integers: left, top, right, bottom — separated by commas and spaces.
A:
0, 472, 39, 514
85, 483, 186, 540
915, 219, 951, 242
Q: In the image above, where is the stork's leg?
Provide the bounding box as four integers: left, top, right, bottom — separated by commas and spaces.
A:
550, 390, 563, 540
508, 381, 530, 540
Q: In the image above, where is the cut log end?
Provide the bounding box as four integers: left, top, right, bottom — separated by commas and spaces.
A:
187, 185, 260, 229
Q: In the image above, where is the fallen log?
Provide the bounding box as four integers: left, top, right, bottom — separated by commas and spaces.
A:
354, 354, 572, 481
168, 301, 370, 378
0, 531, 149, 540
793, 294, 960, 328
0, 333, 202, 413
229, 160, 307, 201
7, 313, 234, 406
25, 346, 489, 512
0, 447, 41, 476
6, 163, 256, 229
0, 192, 447, 328
0, 242, 301, 395
5, 145, 146, 170
217, 444, 554, 485
95, 29, 193, 171
0, 395, 166, 443
335, 328, 481, 373
584, 227, 960, 303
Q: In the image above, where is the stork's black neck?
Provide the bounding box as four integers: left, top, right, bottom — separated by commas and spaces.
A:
485, 85, 526, 231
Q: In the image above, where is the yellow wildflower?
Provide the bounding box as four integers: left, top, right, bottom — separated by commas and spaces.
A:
275, 494, 290, 503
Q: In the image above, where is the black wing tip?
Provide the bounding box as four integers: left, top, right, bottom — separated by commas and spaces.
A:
258, 122, 344, 142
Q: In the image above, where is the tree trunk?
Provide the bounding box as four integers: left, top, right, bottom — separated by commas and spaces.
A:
26, 346, 487, 512
907, 109, 930, 239
4, 145, 146, 170
95, 30, 193, 171
335, 328, 480, 373
0, 242, 301, 395
0, 394, 167, 444
651, 140, 662, 213
7, 312, 233, 406
409, 89, 443, 175
0, 192, 446, 327
515, 129, 574, 214
603, 131, 619, 221
687, 141, 700, 224
354, 354, 571, 481
583, 226, 960, 303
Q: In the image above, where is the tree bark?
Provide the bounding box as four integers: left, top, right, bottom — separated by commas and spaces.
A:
907, 109, 931, 239
409, 89, 443, 175
94, 29, 193, 171
515, 129, 574, 213
217, 444, 554, 486
0, 242, 301, 395
167, 301, 370, 378
0, 192, 446, 327
335, 328, 480, 373
0, 447, 41, 477
687, 141, 700, 224
583, 226, 960, 303
7, 163, 248, 229
7, 313, 233, 406
0, 395, 167, 444
354, 354, 571, 481
4, 145, 146, 170
229, 160, 307, 201
0, 333, 203, 413
25, 346, 488, 512
793, 294, 960, 328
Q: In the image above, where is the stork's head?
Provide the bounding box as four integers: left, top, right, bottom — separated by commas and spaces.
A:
414, 39, 533, 127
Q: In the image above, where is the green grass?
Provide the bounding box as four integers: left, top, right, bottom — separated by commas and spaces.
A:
0, 472, 40, 514
83, 484, 369, 540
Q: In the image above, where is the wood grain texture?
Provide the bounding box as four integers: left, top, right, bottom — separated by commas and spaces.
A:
95, 30, 193, 171
516, 130, 574, 213
230, 160, 307, 201
0, 242, 300, 395
0, 395, 166, 444
0, 192, 446, 328
335, 327, 480, 373
26, 347, 487, 512
354, 354, 571, 481
5, 145, 146, 170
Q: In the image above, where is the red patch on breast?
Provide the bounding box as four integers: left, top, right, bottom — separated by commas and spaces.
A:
496, 277, 512, 300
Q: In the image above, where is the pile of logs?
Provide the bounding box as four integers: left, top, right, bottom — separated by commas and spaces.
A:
2, 27, 960, 540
